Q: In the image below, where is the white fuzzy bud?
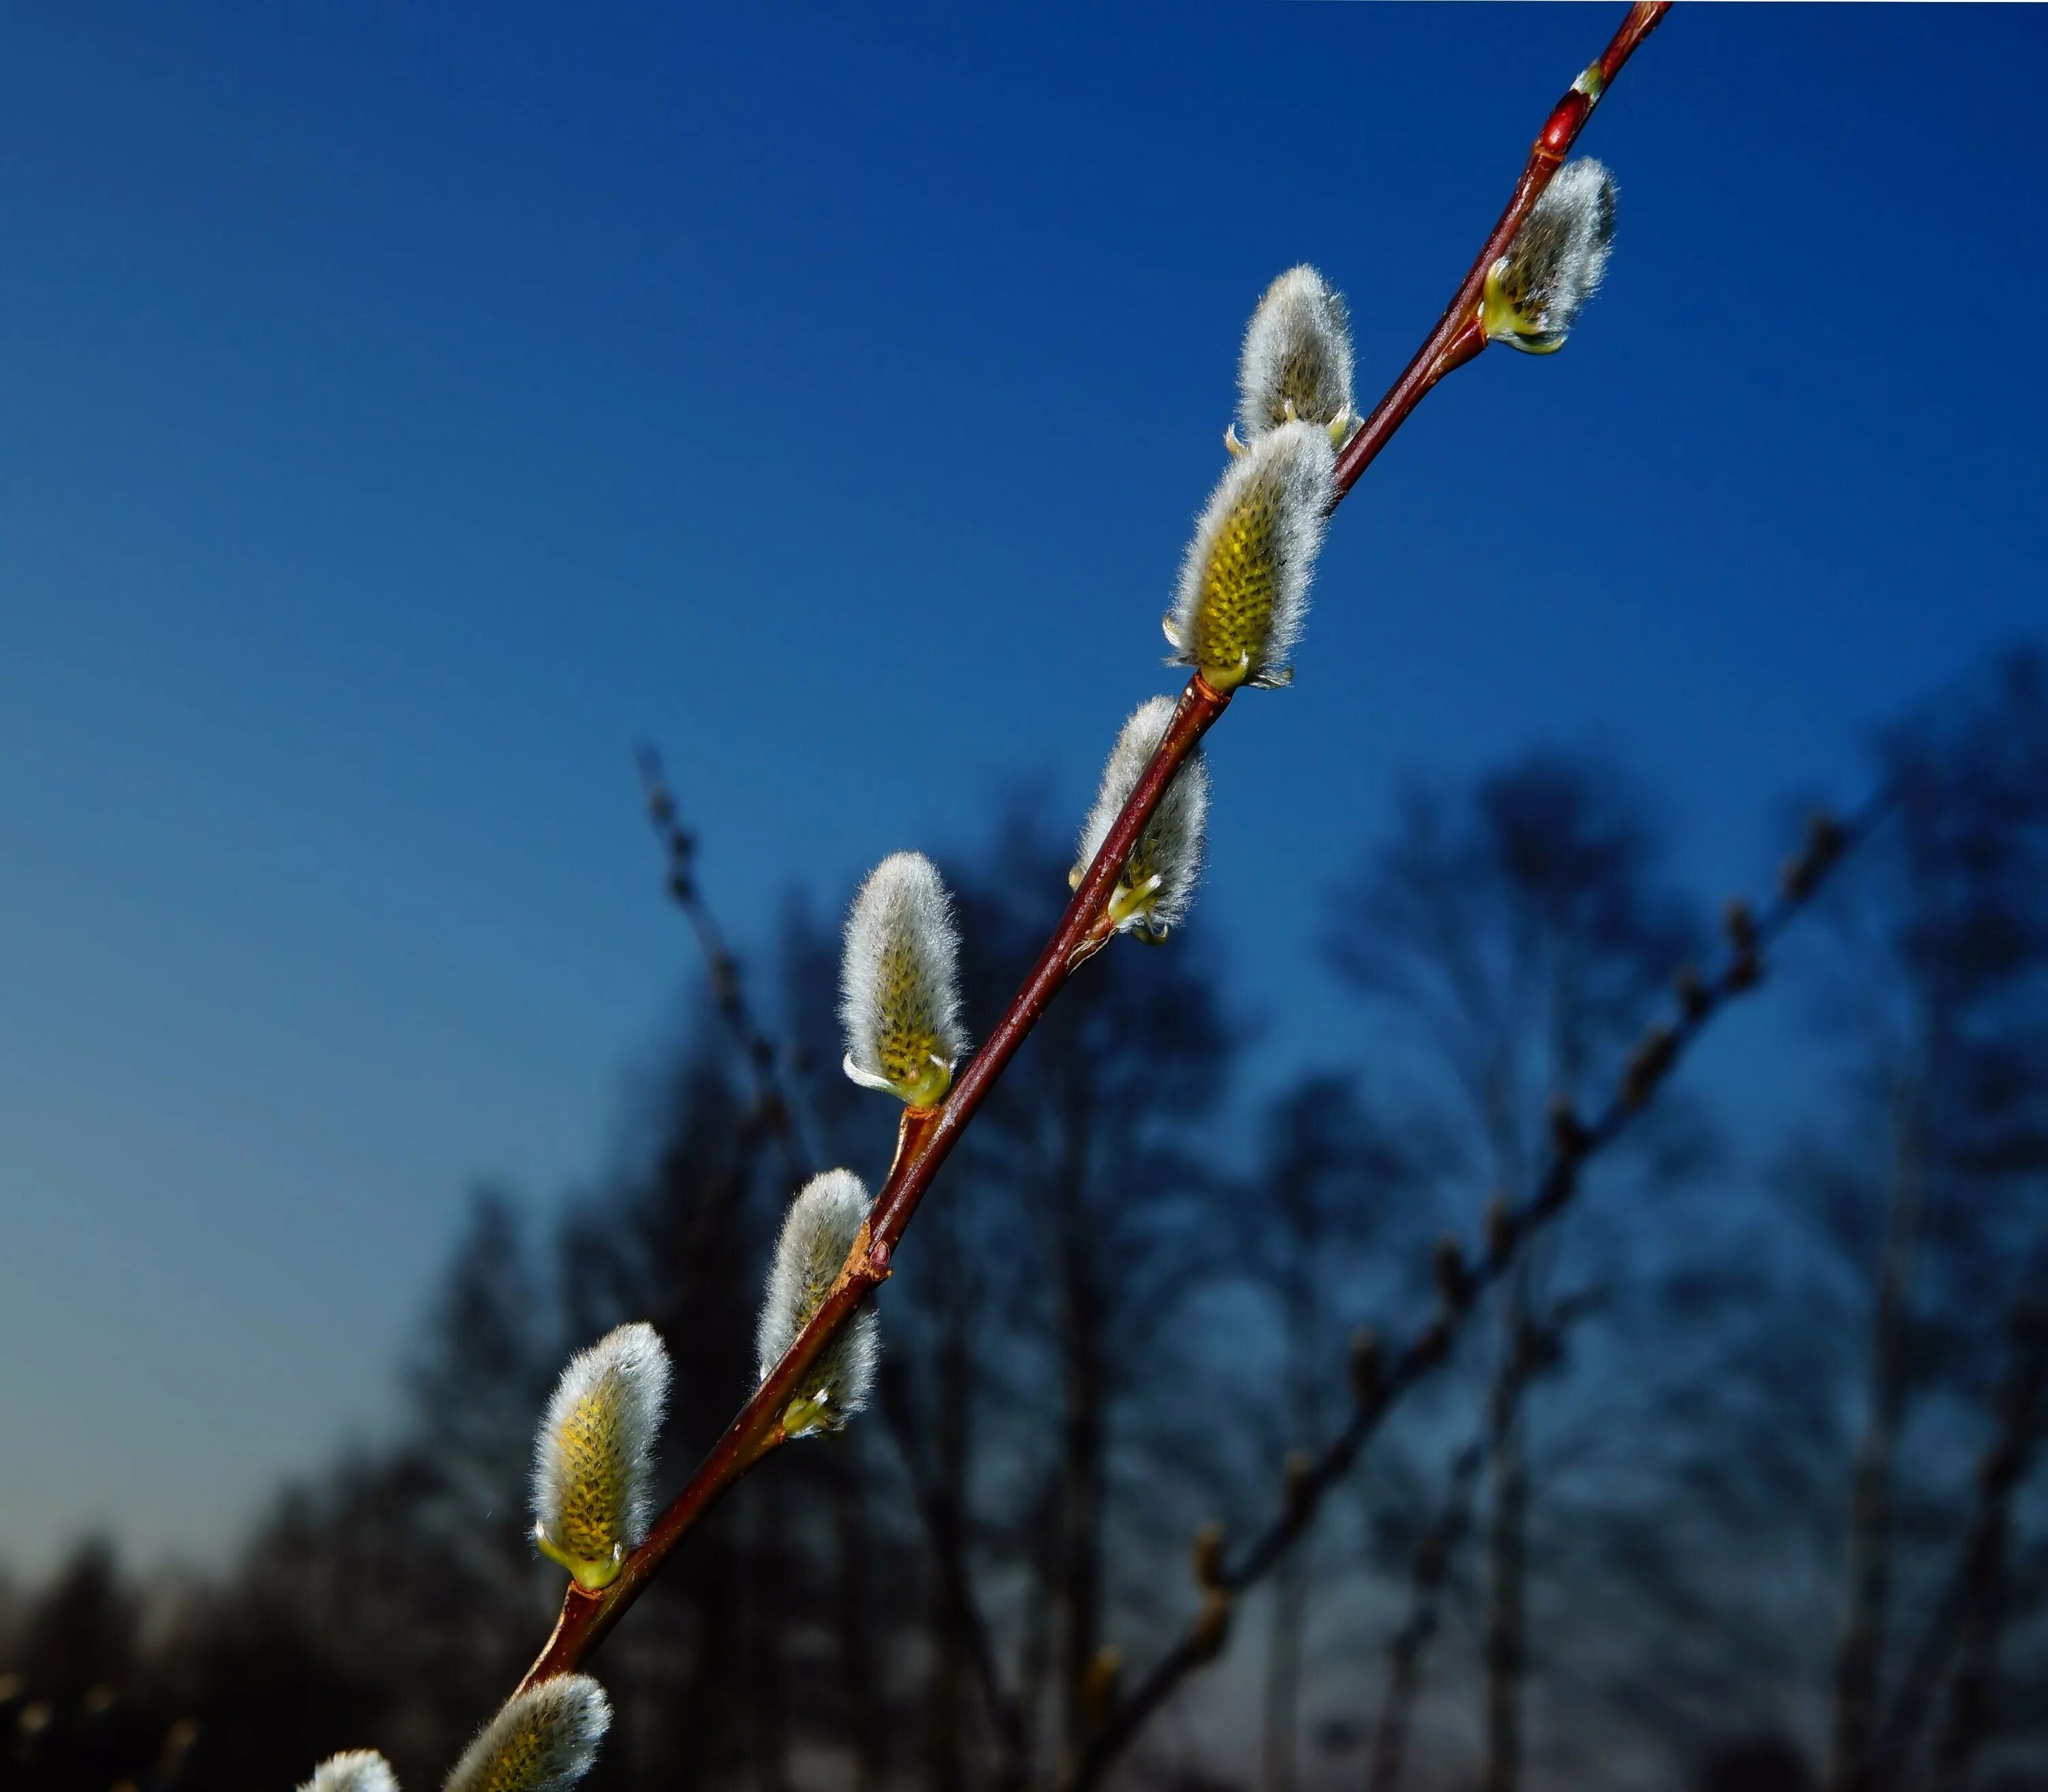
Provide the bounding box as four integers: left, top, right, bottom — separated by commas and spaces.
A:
1481, 158, 1616, 354
1234, 266, 1355, 450
758, 1169, 880, 1440
840, 851, 968, 1107
443, 1677, 610, 1792
304, 1754, 399, 1792
1070, 696, 1210, 943
1164, 420, 1335, 692
531, 1323, 670, 1591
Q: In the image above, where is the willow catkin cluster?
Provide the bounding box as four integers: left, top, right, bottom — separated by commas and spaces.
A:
1165, 419, 1335, 692
1234, 265, 1355, 449
1481, 157, 1617, 352
757, 1169, 879, 1439
840, 850, 967, 1107
1070, 695, 1210, 942
304, 1754, 400, 1792
531, 1322, 670, 1590
443, 1679, 609, 1792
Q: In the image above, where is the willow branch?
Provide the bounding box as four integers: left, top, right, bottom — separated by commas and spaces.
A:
516, 0, 1672, 1699
1059, 796, 1888, 1792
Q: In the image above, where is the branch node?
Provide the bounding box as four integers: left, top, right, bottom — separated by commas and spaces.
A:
1190, 1589, 1234, 1663
1083, 1647, 1122, 1732
1547, 1094, 1589, 1161
1673, 962, 1711, 1021
1621, 1023, 1677, 1108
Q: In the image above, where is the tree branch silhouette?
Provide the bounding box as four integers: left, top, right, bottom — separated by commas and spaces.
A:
1057, 799, 1883, 1792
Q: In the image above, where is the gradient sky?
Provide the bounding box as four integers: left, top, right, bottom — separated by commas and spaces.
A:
3, 3, 2044, 1576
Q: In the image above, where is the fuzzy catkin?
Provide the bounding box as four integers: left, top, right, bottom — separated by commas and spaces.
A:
304, 1754, 400, 1792
443, 1678, 610, 1792
1071, 696, 1210, 941
1165, 420, 1335, 692
840, 851, 967, 1107
1237, 266, 1354, 444
757, 1169, 879, 1438
1482, 158, 1615, 352
531, 1323, 669, 1587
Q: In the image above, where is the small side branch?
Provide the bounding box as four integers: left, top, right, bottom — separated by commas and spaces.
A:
635, 745, 816, 1190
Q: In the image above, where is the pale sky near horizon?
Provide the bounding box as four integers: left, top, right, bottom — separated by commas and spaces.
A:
3, 3, 2045, 1578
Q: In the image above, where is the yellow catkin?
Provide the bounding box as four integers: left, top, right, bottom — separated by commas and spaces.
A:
874, 938, 947, 1101
531, 1324, 667, 1589
1167, 421, 1333, 692
549, 1393, 624, 1563
1190, 478, 1287, 687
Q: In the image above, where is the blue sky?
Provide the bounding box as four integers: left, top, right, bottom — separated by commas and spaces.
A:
2, 3, 2044, 1574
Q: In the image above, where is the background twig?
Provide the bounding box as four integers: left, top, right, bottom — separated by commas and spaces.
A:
1059, 797, 1887, 1792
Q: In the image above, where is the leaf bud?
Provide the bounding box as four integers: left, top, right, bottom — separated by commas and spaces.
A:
1083, 1647, 1122, 1731
1233, 265, 1356, 451
1191, 1589, 1234, 1662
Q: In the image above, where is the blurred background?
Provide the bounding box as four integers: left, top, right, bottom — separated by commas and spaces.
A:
3, 5, 2045, 1791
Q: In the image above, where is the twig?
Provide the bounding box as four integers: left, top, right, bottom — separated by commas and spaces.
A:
1057, 797, 1885, 1792
1367, 1432, 1485, 1792
514, 0, 1673, 1699
634, 746, 816, 1190
1931, 1301, 2048, 1787
1873, 1294, 2048, 1787
1831, 1074, 1931, 1792
877, 1360, 1036, 1782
